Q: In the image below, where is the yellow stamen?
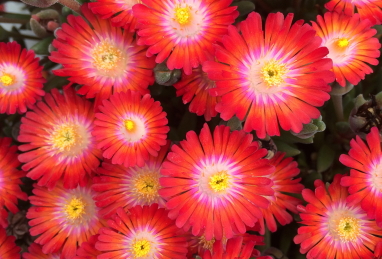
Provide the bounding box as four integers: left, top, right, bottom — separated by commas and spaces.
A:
209, 171, 229, 192
125, 119, 135, 132
337, 38, 349, 48
132, 239, 151, 257
260, 59, 288, 88
174, 5, 191, 25
1, 73, 16, 86
199, 235, 215, 251
65, 197, 86, 220
51, 124, 79, 152
336, 216, 360, 242
134, 171, 160, 203
92, 41, 123, 72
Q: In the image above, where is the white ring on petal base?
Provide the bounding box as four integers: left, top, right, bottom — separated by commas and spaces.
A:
0, 63, 25, 91
126, 230, 159, 258
120, 115, 147, 143
324, 36, 354, 66
369, 160, 382, 192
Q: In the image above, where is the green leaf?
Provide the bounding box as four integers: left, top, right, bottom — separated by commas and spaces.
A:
273, 139, 301, 157
317, 144, 335, 173
231, 1, 255, 18
31, 36, 54, 55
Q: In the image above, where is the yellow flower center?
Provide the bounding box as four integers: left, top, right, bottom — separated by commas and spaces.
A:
134, 171, 160, 203
337, 38, 349, 48
174, 5, 191, 25
260, 59, 288, 88
0, 73, 16, 86
65, 197, 86, 220
92, 41, 123, 72
335, 216, 360, 242
209, 171, 229, 192
132, 239, 151, 257
51, 124, 80, 152
125, 119, 135, 132
199, 235, 215, 251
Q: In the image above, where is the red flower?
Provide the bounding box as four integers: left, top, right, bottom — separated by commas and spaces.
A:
0, 41, 45, 114
23, 243, 60, 259
204, 12, 334, 138
0, 227, 20, 259
132, 0, 239, 75
18, 87, 102, 190
0, 137, 27, 228
74, 235, 102, 259
93, 90, 169, 167
96, 205, 188, 258
159, 123, 274, 241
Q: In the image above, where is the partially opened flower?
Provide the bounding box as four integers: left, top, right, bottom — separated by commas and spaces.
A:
89, 0, 140, 31
18, 87, 102, 190
312, 12, 380, 87
93, 141, 170, 218
259, 152, 304, 234
325, 0, 382, 26
340, 126, 382, 228
74, 235, 102, 259
96, 205, 188, 258
0, 227, 21, 259
93, 90, 169, 168
23, 243, 60, 259
173, 59, 221, 121
132, 0, 238, 75
27, 179, 106, 259
0, 137, 28, 228
294, 174, 382, 258
0, 41, 45, 114
50, 3, 156, 108
203, 12, 334, 138
159, 123, 274, 241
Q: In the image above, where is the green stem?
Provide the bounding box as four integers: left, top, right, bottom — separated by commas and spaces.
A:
0, 17, 28, 23
332, 95, 344, 121
7, 31, 40, 40
58, 0, 81, 14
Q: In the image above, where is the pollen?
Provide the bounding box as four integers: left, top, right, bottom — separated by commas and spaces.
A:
337, 38, 349, 48
174, 5, 191, 25
51, 124, 80, 152
125, 119, 135, 132
134, 171, 160, 203
260, 59, 288, 88
132, 239, 151, 257
0, 72, 16, 86
335, 216, 360, 242
199, 235, 215, 251
209, 171, 229, 192
65, 197, 86, 221
92, 41, 123, 72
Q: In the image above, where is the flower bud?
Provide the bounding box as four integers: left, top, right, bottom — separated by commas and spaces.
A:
30, 9, 60, 38
154, 59, 182, 86
21, 0, 59, 8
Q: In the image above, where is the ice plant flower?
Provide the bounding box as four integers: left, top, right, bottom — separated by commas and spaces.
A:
325, 0, 382, 26
74, 235, 102, 259
50, 3, 156, 109
173, 59, 221, 121
159, 123, 274, 241
0, 227, 21, 259
18, 87, 102, 190
96, 205, 188, 258
93, 141, 170, 218
23, 243, 60, 259
312, 12, 380, 87
89, 0, 140, 31
294, 174, 382, 258
259, 152, 304, 234
0, 137, 28, 228
93, 90, 169, 167
27, 179, 106, 259
132, 0, 239, 75
203, 12, 334, 138
0, 41, 45, 114
340, 126, 382, 228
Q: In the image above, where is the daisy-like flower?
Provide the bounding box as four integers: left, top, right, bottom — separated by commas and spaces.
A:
18, 87, 102, 190
0, 137, 28, 228
89, 0, 140, 31
93, 141, 170, 218
259, 152, 304, 234
294, 174, 382, 258
74, 235, 102, 259
311, 12, 380, 87
173, 58, 221, 121
93, 90, 169, 168
325, 0, 382, 26
23, 243, 60, 259
50, 3, 156, 108
132, 0, 239, 75
0, 227, 21, 259
203, 12, 334, 138
96, 205, 188, 258
340, 126, 382, 228
0, 41, 45, 114
159, 123, 274, 241
27, 179, 106, 259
